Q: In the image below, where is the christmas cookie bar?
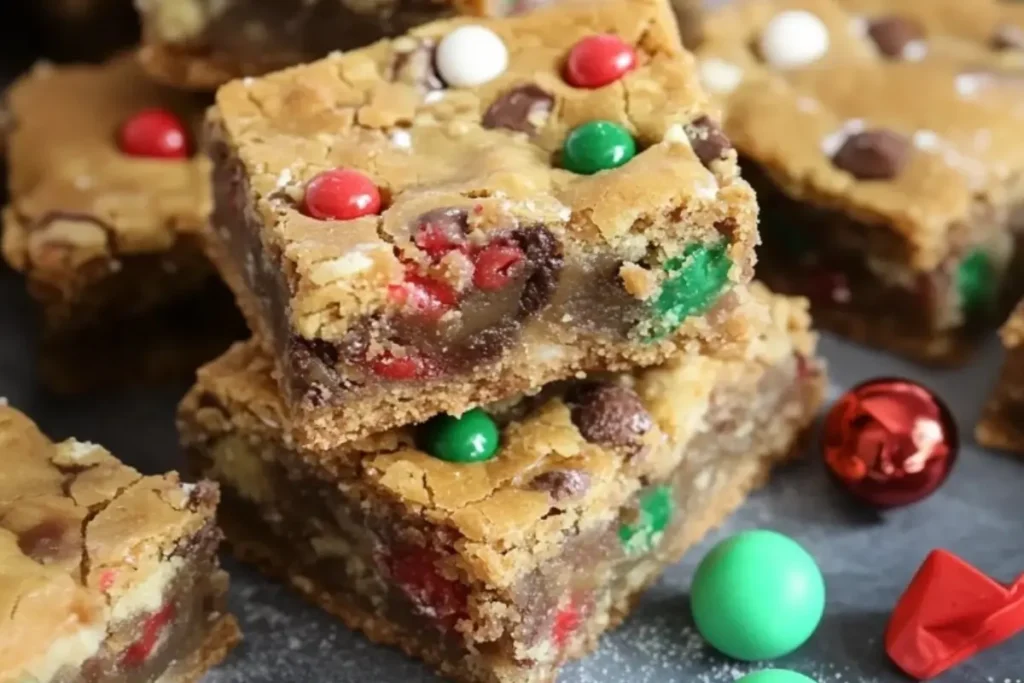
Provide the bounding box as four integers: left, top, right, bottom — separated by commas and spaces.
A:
1, 54, 213, 334
976, 301, 1024, 453
0, 404, 239, 682
135, 0, 706, 90
205, 0, 760, 449
178, 285, 825, 683
697, 0, 1024, 365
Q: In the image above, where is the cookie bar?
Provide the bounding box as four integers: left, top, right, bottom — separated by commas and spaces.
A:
136, 0, 705, 90
976, 300, 1024, 453
697, 0, 1024, 365
0, 404, 239, 682
1, 54, 213, 334
178, 286, 825, 683
205, 0, 760, 449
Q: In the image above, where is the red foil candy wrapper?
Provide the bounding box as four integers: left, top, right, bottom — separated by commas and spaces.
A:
822, 378, 958, 507
886, 549, 1024, 680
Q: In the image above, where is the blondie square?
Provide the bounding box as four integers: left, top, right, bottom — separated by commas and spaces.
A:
697, 0, 1024, 364
205, 0, 760, 449
135, 0, 705, 90
2, 53, 213, 334
178, 286, 824, 683
0, 404, 239, 682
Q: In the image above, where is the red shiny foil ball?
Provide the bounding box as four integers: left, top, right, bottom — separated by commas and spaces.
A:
822, 378, 958, 508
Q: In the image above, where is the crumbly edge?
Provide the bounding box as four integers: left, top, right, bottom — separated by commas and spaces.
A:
977, 319, 1024, 453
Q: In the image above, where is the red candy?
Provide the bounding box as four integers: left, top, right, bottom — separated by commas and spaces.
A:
414, 222, 467, 261
472, 243, 524, 290
98, 569, 118, 592
388, 273, 457, 320
118, 108, 189, 159
822, 378, 958, 508
564, 34, 637, 88
886, 550, 1024, 680
122, 603, 176, 666
369, 350, 431, 380
304, 169, 381, 221
552, 600, 581, 649
387, 546, 467, 628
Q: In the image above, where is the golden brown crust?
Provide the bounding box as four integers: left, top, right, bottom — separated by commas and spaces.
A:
0, 404, 224, 680
697, 0, 1024, 271
1, 54, 213, 331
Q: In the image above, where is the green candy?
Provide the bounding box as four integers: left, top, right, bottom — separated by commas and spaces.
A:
957, 249, 995, 313
737, 670, 817, 683
691, 530, 825, 661
418, 408, 500, 463
647, 242, 732, 341
563, 120, 636, 175
618, 485, 674, 554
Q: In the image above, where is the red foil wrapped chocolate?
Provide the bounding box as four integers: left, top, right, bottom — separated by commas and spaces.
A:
822, 378, 958, 507
886, 549, 1024, 680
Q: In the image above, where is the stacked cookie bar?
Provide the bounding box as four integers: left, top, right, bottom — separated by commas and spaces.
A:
179, 0, 827, 680
696, 0, 1024, 365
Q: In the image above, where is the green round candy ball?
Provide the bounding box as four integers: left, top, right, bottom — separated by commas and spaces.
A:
647, 242, 732, 340
563, 120, 636, 175
419, 408, 500, 463
957, 249, 995, 313
691, 530, 825, 661
737, 670, 818, 683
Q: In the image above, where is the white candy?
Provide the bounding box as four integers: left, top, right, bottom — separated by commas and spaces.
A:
699, 58, 744, 94
435, 26, 508, 88
759, 10, 830, 69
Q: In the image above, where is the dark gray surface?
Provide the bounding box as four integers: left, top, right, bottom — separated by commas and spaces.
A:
2, 255, 1022, 683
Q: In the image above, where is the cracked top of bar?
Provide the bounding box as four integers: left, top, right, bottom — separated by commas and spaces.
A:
180, 285, 819, 589
696, 0, 1024, 271
0, 404, 218, 681
208, 0, 758, 344
1, 53, 211, 274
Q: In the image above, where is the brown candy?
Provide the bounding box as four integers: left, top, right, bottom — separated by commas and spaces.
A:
992, 25, 1024, 52
528, 469, 592, 501
867, 16, 925, 59
18, 519, 69, 561
685, 115, 733, 168
483, 85, 554, 135
569, 383, 652, 451
832, 129, 910, 180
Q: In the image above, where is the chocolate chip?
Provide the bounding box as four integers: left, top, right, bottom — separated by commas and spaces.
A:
391, 39, 443, 91
528, 469, 592, 501
685, 115, 733, 168
512, 225, 563, 316
831, 129, 910, 180
569, 383, 652, 452
18, 519, 67, 562
992, 24, 1024, 51
867, 16, 925, 59
482, 85, 555, 135
714, 217, 738, 240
